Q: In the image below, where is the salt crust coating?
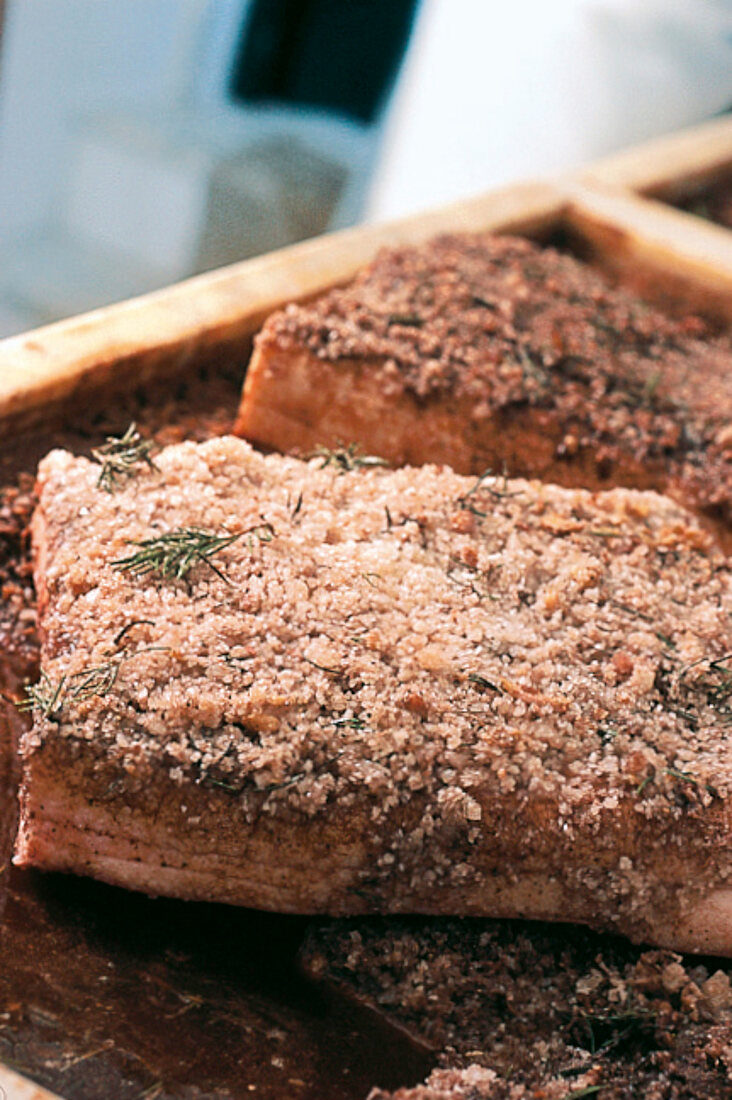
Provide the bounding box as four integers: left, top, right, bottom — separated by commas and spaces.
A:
256, 234, 732, 516
27, 437, 732, 924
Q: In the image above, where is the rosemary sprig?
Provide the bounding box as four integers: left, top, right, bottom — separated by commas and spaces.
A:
457, 469, 521, 516
112, 526, 264, 583
18, 671, 68, 717
92, 423, 157, 492
18, 662, 120, 717
66, 661, 121, 701
18, 646, 168, 719
310, 443, 389, 473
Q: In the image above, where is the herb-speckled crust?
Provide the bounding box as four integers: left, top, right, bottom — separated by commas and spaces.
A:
16, 437, 732, 953
235, 234, 732, 541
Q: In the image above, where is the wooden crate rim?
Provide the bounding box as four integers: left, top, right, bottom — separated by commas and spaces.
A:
578, 113, 732, 195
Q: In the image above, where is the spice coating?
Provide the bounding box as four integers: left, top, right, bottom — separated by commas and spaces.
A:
17, 436, 732, 948
238, 234, 732, 532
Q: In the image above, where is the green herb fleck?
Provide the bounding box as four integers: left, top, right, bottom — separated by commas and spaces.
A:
636, 775, 654, 795
311, 443, 389, 473
468, 672, 503, 693
677, 653, 732, 720
643, 370, 661, 402
18, 671, 69, 718
458, 469, 520, 516
332, 714, 368, 730
19, 646, 169, 720
578, 1008, 653, 1056
303, 657, 342, 676
609, 599, 652, 622
517, 346, 549, 390
664, 767, 698, 785
637, 767, 700, 796
204, 777, 244, 793
700, 655, 732, 705
92, 422, 157, 492
112, 526, 267, 583
113, 618, 155, 646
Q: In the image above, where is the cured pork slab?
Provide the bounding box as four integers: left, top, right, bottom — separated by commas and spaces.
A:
234, 234, 732, 544
15, 437, 732, 953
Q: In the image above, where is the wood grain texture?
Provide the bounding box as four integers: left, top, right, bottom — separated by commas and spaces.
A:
564, 181, 732, 325
578, 114, 732, 196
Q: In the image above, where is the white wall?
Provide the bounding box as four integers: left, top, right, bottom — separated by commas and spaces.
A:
0, 0, 214, 234
0, 0, 378, 333
368, 0, 732, 221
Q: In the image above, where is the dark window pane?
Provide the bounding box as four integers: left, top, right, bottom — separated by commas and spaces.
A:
230, 0, 421, 125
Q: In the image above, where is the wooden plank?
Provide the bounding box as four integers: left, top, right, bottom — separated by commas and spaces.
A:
579, 114, 732, 197
564, 181, 732, 325
0, 1065, 64, 1100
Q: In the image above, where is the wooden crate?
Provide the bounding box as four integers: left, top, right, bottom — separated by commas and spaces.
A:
1, 160, 731, 1100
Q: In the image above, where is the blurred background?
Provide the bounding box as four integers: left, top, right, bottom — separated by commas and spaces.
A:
0, 0, 729, 338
